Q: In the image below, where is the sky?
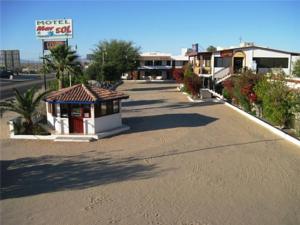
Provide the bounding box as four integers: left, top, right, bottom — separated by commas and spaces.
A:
1, 0, 300, 61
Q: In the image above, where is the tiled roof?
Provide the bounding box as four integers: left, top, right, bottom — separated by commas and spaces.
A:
45, 84, 129, 103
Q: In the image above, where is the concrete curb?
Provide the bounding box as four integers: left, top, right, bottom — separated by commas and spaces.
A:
179, 89, 300, 147
219, 98, 300, 148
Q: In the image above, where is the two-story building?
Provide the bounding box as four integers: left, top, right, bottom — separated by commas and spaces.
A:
188, 43, 300, 87
132, 48, 188, 80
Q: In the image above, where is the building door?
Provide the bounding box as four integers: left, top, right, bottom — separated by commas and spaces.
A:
69, 104, 83, 133
233, 57, 244, 73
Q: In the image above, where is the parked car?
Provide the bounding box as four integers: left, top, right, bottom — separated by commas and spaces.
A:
0, 70, 14, 78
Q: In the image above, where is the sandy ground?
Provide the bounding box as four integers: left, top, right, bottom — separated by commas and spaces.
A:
1, 81, 300, 225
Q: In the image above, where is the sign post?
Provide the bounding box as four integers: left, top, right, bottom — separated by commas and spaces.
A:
35, 19, 73, 90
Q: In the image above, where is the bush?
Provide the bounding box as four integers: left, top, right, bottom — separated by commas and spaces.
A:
222, 70, 262, 112
222, 79, 234, 101
293, 59, 300, 77
184, 74, 202, 97
181, 63, 202, 97
254, 73, 296, 127
172, 68, 184, 83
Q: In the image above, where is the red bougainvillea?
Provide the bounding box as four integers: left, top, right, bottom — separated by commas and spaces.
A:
184, 74, 202, 97
172, 68, 184, 83
222, 79, 234, 98
241, 83, 258, 103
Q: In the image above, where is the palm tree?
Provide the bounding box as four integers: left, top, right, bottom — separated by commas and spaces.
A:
42, 45, 81, 89
0, 87, 51, 134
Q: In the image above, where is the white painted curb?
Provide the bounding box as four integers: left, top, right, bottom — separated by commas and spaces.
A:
10, 134, 54, 140
221, 99, 300, 147
179, 89, 300, 147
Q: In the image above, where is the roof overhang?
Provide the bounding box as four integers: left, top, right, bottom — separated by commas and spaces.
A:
44, 96, 129, 104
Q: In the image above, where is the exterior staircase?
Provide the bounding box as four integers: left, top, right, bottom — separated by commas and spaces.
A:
214, 67, 231, 84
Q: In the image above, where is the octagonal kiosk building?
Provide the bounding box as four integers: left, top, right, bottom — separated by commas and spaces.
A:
45, 84, 129, 139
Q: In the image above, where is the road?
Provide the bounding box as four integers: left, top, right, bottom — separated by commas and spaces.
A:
0, 74, 55, 100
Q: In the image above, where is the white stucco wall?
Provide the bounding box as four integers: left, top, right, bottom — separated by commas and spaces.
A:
55, 117, 69, 134
211, 48, 295, 75
252, 49, 291, 74
94, 113, 122, 133
83, 118, 95, 134
46, 103, 124, 135
46, 103, 69, 134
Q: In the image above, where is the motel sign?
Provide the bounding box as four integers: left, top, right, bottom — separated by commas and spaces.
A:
35, 19, 73, 39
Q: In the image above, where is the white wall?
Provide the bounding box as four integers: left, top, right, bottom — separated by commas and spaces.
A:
55, 117, 69, 134
46, 103, 69, 134
94, 113, 122, 133
211, 48, 295, 75
253, 49, 291, 75
83, 118, 95, 134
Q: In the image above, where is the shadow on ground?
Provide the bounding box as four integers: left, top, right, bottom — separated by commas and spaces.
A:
122, 99, 165, 107
123, 113, 218, 133
126, 86, 176, 92
122, 101, 223, 113
0, 154, 162, 200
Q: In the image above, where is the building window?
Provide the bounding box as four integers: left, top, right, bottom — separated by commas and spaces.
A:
71, 104, 81, 117
106, 101, 114, 114
214, 57, 231, 67
145, 70, 162, 76
94, 101, 119, 118
166, 61, 171, 66
48, 103, 52, 113
253, 57, 288, 68
82, 104, 91, 118
101, 102, 107, 116
204, 56, 211, 67
60, 104, 69, 118
145, 61, 153, 66
154, 61, 162, 66
113, 100, 119, 113
48, 103, 57, 116
95, 103, 102, 117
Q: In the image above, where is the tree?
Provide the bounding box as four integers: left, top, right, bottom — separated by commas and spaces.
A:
42, 45, 81, 89
206, 45, 217, 52
293, 59, 300, 77
91, 39, 140, 82
0, 87, 51, 134
84, 62, 102, 80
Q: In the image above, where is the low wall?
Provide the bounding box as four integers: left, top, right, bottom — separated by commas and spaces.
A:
8, 118, 54, 140
94, 113, 122, 133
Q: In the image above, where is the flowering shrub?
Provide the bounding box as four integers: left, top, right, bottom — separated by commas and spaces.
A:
254, 73, 299, 127
180, 63, 203, 97
222, 79, 234, 100
222, 69, 262, 111
172, 68, 184, 83
184, 74, 202, 97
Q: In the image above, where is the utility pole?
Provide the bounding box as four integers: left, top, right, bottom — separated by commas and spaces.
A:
42, 40, 47, 90
66, 39, 72, 87
101, 47, 106, 83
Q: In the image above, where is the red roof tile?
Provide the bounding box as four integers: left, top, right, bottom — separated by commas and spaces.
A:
45, 84, 129, 103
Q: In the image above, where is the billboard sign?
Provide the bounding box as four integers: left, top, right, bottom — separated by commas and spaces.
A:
35, 19, 72, 39
220, 50, 233, 57
43, 41, 66, 50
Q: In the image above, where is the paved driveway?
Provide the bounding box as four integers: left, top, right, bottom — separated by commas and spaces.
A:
1, 81, 299, 225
